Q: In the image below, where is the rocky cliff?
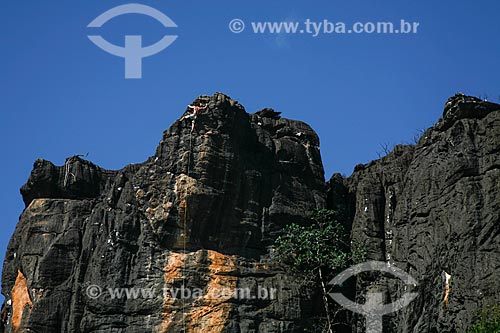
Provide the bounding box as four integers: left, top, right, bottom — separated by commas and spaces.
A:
1, 93, 500, 333
1, 93, 325, 332
340, 94, 500, 332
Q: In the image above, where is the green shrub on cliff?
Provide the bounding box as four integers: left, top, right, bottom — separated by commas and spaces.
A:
274, 209, 365, 333
468, 305, 500, 333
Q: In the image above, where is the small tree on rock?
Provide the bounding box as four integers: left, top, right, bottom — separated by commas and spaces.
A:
274, 209, 365, 333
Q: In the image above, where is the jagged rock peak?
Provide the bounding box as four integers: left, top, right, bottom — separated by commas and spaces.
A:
254, 108, 281, 120
186, 92, 244, 113
438, 93, 500, 130
20, 156, 119, 208
2, 93, 326, 332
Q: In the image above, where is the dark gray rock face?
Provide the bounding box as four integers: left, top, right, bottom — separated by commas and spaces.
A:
2, 92, 500, 333
1, 93, 325, 333
346, 94, 500, 332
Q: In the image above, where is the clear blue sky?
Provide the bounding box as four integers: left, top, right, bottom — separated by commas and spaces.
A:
1, 0, 499, 303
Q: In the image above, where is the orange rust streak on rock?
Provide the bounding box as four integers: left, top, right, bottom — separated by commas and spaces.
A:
443, 284, 451, 308
159, 250, 238, 333
443, 272, 452, 309
11, 270, 33, 332
159, 252, 187, 332
187, 250, 237, 333
173, 174, 200, 249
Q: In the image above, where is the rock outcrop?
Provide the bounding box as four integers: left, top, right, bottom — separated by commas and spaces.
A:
1, 93, 325, 332
2, 92, 500, 332
343, 94, 500, 332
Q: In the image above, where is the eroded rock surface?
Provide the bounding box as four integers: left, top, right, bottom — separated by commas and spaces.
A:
345, 94, 500, 332
2, 93, 500, 332
1, 93, 324, 332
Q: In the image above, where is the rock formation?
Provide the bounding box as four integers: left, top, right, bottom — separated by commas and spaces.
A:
338, 93, 500, 332
2, 92, 500, 332
1, 93, 325, 332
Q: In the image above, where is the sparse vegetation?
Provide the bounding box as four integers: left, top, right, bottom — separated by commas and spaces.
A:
376, 141, 393, 158
467, 305, 500, 333
412, 128, 426, 145
274, 209, 365, 333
